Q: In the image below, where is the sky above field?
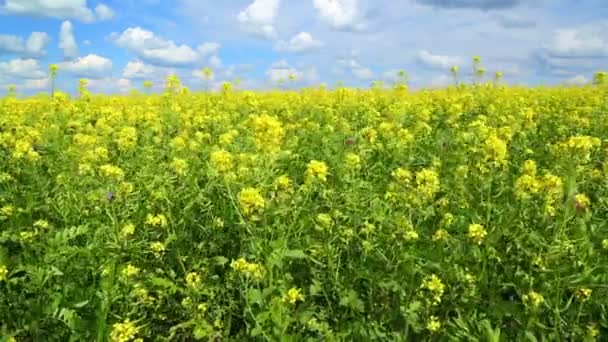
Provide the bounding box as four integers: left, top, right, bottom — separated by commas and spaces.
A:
0, 0, 607, 94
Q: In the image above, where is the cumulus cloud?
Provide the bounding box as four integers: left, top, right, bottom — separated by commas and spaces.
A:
415, 0, 523, 10
427, 74, 452, 88
22, 78, 50, 90
122, 60, 157, 79
58, 54, 113, 78
0, 32, 49, 58
313, 0, 363, 30
276, 32, 323, 53
237, 0, 281, 38
543, 22, 608, 58
337, 58, 375, 80
88, 77, 133, 94
59, 21, 78, 59
266, 60, 319, 85
197, 42, 220, 57
112, 27, 219, 67
564, 74, 589, 86
0, 58, 46, 79
1, 0, 114, 22
417, 50, 464, 69
94, 3, 114, 21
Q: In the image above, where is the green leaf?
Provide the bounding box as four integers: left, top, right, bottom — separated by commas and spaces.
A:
247, 288, 263, 306
149, 277, 181, 294
214, 256, 229, 266
283, 249, 308, 259
73, 300, 89, 308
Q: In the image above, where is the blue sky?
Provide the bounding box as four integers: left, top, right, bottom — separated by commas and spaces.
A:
0, 0, 607, 95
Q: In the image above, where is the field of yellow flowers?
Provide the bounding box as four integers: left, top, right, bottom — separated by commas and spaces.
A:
1, 79, 608, 341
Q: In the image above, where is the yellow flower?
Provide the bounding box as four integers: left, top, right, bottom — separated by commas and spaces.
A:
230, 258, 264, 280
171, 158, 188, 175
345, 153, 361, 170
426, 315, 441, 332
0, 264, 8, 281
99, 164, 125, 180
574, 193, 591, 212
122, 264, 140, 278
283, 287, 305, 304
432, 229, 450, 241
238, 187, 265, 216
121, 223, 136, 237
145, 213, 168, 227
391, 167, 412, 184
575, 288, 592, 302
482, 134, 508, 166
33, 219, 50, 229
115, 127, 138, 152
468, 223, 487, 245
404, 230, 419, 241
415, 168, 440, 201
150, 241, 166, 257
306, 160, 329, 182
421, 274, 445, 305
587, 324, 599, 339
210, 150, 234, 174
522, 291, 544, 308
316, 213, 333, 229
602, 239, 608, 250
0, 205, 15, 217
185, 272, 202, 288
110, 319, 139, 342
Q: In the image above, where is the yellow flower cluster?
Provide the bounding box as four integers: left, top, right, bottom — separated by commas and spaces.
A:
306, 160, 329, 182
145, 213, 168, 227
522, 291, 544, 308
283, 287, 305, 304
238, 187, 265, 217
99, 164, 125, 180
468, 224, 487, 245
230, 258, 264, 280
210, 150, 234, 174
110, 319, 139, 342
420, 274, 446, 305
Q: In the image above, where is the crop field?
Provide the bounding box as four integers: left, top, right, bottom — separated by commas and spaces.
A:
1, 80, 608, 341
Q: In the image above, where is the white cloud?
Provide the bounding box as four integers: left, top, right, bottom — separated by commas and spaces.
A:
58, 54, 112, 78
0, 32, 49, 58
276, 32, 323, 53
337, 58, 375, 80
22, 78, 50, 90
266, 60, 319, 85
59, 21, 78, 59
565, 74, 589, 86
209, 55, 222, 69
417, 50, 463, 69
313, 0, 362, 30
1, 0, 95, 22
88, 77, 133, 94
427, 74, 452, 88
544, 22, 608, 58
193, 69, 215, 82
26, 32, 50, 57
94, 3, 114, 21
237, 0, 281, 38
353, 66, 374, 80
122, 60, 156, 79
0, 34, 25, 54
112, 27, 217, 66
0, 58, 46, 79
197, 42, 220, 57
